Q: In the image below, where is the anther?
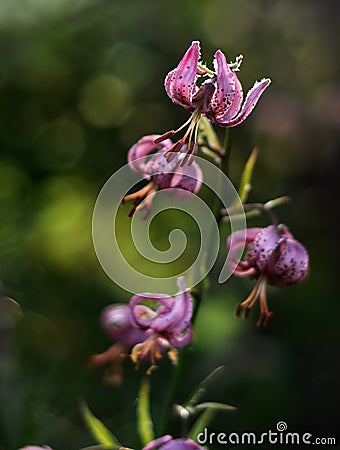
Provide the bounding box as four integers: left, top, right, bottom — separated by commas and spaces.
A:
154, 130, 175, 144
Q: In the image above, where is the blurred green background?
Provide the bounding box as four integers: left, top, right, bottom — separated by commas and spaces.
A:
0, 0, 339, 448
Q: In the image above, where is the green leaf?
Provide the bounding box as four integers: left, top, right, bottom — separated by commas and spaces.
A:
188, 402, 236, 441
137, 377, 154, 446
188, 409, 215, 441
237, 148, 259, 204
183, 366, 225, 408
193, 402, 236, 412
81, 402, 124, 449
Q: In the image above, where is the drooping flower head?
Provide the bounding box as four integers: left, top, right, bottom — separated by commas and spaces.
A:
156, 41, 271, 163
227, 224, 309, 326
142, 435, 203, 450
129, 277, 193, 372
123, 134, 202, 217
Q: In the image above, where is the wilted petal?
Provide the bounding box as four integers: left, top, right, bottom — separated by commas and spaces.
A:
218, 78, 271, 127
165, 41, 200, 109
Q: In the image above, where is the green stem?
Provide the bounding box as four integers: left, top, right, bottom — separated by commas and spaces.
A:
222, 128, 232, 178
138, 377, 154, 446
159, 126, 232, 436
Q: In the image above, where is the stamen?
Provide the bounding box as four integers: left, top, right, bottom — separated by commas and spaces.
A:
165, 139, 185, 162
154, 130, 175, 144
123, 182, 156, 217
181, 143, 198, 167
257, 278, 272, 327
158, 108, 203, 165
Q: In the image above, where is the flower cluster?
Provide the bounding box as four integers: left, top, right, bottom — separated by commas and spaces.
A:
86, 39, 310, 450
227, 224, 309, 326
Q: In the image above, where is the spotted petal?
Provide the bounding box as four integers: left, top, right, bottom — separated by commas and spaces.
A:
168, 160, 203, 197
205, 50, 243, 121
164, 41, 200, 110
128, 134, 174, 174
268, 237, 309, 286
217, 78, 271, 127
246, 225, 280, 271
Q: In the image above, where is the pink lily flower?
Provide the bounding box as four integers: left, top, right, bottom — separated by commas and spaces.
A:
129, 277, 193, 372
156, 41, 271, 163
227, 224, 309, 326
123, 134, 202, 217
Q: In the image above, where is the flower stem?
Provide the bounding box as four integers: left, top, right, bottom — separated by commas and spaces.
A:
159, 126, 230, 436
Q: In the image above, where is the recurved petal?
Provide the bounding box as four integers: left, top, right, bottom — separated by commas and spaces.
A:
206, 50, 243, 120
226, 228, 261, 274
164, 41, 200, 109
169, 325, 193, 348
217, 78, 271, 127
151, 289, 192, 335
227, 227, 262, 251
129, 293, 173, 328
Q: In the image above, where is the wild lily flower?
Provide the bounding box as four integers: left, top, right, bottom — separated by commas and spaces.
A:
155, 40, 271, 163
143, 435, 203, 450
123, 134, 202, 216
227, 224, 309, 326
89, 304, 151, 384
129, 277, 193, 372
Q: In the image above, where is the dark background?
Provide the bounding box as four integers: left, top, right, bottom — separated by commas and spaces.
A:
0, 0, 339, 448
